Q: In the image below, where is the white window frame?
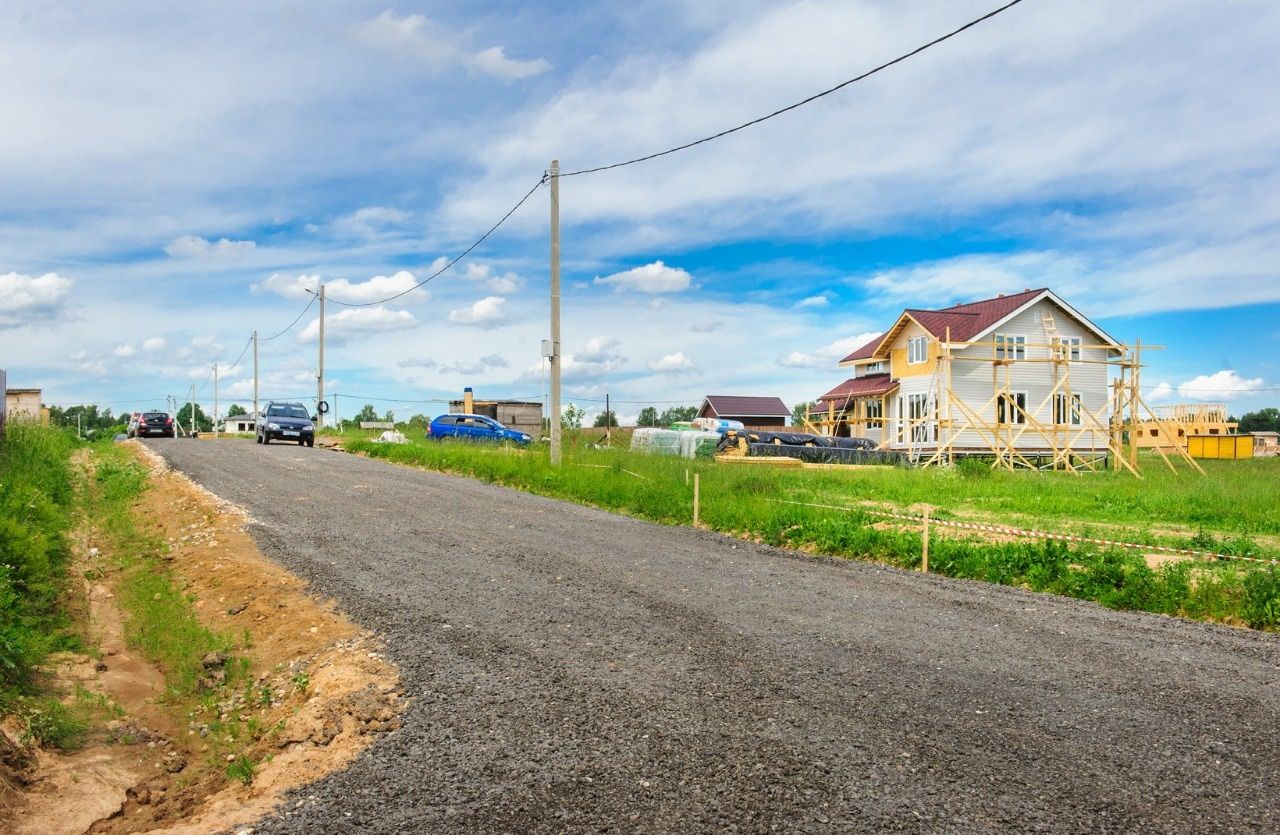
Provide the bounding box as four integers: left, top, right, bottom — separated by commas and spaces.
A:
995, 333, 1027, 361
1052, 336, 1082, 363
1053, 393, 1083, 426
862, 361, 885, 375
907, 336, 928, 365
997, 391, 1028, 425
864, 399, 883, 427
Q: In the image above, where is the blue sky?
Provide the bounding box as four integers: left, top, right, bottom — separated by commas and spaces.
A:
2, 0, 1278, 423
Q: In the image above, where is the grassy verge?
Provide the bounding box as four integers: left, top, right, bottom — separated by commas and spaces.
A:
345, 436, 1280, 630
88, 443, 247, 697
0, 423, 92, 749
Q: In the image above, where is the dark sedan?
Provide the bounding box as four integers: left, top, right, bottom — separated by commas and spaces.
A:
134, 411, 176, 438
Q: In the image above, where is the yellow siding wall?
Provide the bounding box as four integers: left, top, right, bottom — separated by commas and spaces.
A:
888, 321, 938, 379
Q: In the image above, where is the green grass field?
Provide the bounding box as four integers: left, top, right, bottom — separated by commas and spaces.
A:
344, 434, 1280, 630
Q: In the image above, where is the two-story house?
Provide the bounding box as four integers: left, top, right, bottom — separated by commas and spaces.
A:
811, 288, 1124, 464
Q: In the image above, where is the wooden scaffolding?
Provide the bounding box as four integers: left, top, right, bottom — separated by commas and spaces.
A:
808, 323, 1203, 477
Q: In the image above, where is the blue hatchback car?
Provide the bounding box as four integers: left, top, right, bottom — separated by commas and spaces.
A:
428, 414, 532, 445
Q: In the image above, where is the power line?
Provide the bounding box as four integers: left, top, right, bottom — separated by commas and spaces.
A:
261, 294, 317, 342
326, 176, 547, 308
557, 0, 1028, 178
221, 336, 254, 374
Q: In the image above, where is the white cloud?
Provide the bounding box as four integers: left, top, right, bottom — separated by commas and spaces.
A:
142, 336, 167, 351
395, 357, 436, 369
1146, 381, 1174, 402
516, 336, 628, 384
438, 354, 509, 375
164, 235, 256, 259
647, 351, 697, 374
112, 344, 136, 358
469, 46, 552, 81
777, 332, 882, 369
0, 272, 73, 328
255, 271, 427, 305
448, 296, 508, 328
691, 319, 723, 333
594, 261, 693, 294
460, 261, 524, 294
356, 11, 550, 80
1177, 370, 1265, 401
298, 306, 416, 343
795, 294, 830, 309
331, 206, 410, 239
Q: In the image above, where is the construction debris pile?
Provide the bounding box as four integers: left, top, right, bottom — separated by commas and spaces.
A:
717, 430, 905, 465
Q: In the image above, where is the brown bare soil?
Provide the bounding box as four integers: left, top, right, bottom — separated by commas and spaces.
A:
5, 443, 402, 835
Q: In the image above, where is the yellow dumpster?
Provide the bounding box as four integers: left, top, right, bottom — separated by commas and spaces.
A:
1187, 434, 1254, 460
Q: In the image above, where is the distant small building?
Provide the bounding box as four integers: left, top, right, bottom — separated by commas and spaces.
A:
223, 411, 259, 434
697, 395, 791, 428
449, 398, 543, 437
5, 387, 47, 425
1250, 431, 1279, 457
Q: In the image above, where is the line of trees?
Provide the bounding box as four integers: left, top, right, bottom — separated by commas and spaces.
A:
635, 405, 698, 427
1231, 408, 1280, 433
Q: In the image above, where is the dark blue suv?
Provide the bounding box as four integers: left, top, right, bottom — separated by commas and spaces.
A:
428, 414, 531, 445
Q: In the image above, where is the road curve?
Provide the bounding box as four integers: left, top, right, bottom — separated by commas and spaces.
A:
144, 439, 1280, 833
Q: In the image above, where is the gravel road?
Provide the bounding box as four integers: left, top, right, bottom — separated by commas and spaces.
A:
145, 439, 1280, 833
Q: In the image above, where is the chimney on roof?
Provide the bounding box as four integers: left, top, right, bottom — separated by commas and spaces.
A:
1024, 288, 1031, 292
997, 293, 1004, 298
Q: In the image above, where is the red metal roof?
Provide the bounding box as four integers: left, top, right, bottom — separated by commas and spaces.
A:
814, 373, 898, 404
838, 288, 1049, 363
701, 395, 790, 417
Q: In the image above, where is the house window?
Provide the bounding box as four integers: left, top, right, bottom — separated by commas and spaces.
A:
864, 399, 883, 427
862, 361, 885, 374
997, 391, 1028, 425
1053, 393, 1083, 426
907, 336, 928, 365
1052, 336, 1082, 362
995, 334, 1027, 361
1151, 428, 1160, 437
907, 393, 937, 441
896, 396, 905, 442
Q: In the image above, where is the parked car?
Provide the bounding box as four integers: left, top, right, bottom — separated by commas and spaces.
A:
134, 411, 176, 438
256, 401, 315, 446
427, 414, 531, 445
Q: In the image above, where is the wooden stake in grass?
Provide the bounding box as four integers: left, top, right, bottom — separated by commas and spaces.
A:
693, 472, 700, 528
921, 508, 930, 573
685, 468, 689, 486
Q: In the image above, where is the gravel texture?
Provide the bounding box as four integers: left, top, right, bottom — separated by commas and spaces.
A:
145, 439, 1280, 833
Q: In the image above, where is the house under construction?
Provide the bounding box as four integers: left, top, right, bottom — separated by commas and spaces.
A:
1131, 403, 1237, 450
806, 288, 1200, 475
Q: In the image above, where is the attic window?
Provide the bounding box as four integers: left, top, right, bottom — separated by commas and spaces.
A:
907, 336, 928, 364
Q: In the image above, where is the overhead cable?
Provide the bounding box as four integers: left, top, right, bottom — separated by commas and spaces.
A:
261, 293, 318, 341
557, 0, 1027, 177
325, 176, 548, 309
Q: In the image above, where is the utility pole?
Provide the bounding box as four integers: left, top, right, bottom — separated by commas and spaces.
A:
605, 393, 611, 446
549, 159, 562, 466
316, 283, 325, 430
212, 362, 219, 437
189, 383, 196, 437
252, 329, 259, 422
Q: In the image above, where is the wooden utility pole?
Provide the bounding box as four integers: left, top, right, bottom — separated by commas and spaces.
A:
605, 393, 611, 446
316, 283, 326, 430
549, 160, 562, 466
212, 362, 219, 436
189, 384, 196, 436
252, 329, 259, 422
